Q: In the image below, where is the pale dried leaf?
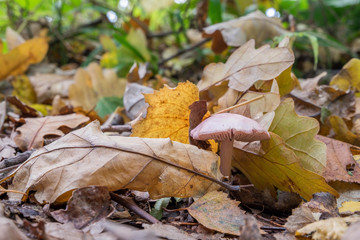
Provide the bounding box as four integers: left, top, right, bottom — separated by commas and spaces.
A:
13, 113, 89, 151
197, 39, 294, 92
203, 10, 287, 52
9, 122, 221, 203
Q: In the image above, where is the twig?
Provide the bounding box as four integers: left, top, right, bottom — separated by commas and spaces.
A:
0, 150, 35, 169
260, 226, 286, 231
101, 125, 132, 133
159, 38, 212, 65
110, 192, 159, 224
214, 95, 264, 114
256, 215, 284, 228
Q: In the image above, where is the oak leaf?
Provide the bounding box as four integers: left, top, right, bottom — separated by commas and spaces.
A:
13, 113, 89, 151
131, 81, 199, 144
197, 39, 294, 92
9, 122, 221, 203
269, 98, 326, 174
316, 135, 360, 183
0, 35, 48, 80
233, 132, 338, 201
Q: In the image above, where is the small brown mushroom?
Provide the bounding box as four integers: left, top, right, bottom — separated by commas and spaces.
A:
190, 113, 270, 176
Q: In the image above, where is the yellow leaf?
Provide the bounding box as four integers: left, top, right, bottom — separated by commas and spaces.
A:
9, 122, 221, 203
131, 81, 199, 144
339, 201, 360, 214
330, 58, 360, 91
329, 115, 360, 146
233, 133, 338, 201
275, 66, 298, 96
269, 98, 326, 174
11, 75, 37, 104
0, 36, 48, 80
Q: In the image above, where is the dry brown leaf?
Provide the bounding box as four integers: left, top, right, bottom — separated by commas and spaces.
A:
9, 122, 221, 203
69, 63, 127, 111
29, 73, 74, 103
13, 113, 89, 151
316, 135, 360, 183
197, 39, 294, 92
50, 186, 114, 229
187, 191, 246, 236
6, 27, 25, 50
203, 10, 287, 53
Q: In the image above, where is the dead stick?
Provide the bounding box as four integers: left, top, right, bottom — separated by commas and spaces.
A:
101, 125, 132, 133
110, 192, 160, 224
159, 38, 211, 65
0, 150, 34, 169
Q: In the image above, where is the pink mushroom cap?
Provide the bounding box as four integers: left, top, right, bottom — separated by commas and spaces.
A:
190, 113, 270, 142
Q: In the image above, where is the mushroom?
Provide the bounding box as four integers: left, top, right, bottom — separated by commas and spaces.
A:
190, 113, 270, 176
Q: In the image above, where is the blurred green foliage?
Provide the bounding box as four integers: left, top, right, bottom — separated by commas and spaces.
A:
0, 0, 359, 77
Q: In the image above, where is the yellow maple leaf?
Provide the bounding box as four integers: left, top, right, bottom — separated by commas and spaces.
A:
131, 81, 199, 144
0, 36, 48, 80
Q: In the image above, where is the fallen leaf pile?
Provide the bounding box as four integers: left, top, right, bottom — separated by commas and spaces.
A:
0, 16, 360, 239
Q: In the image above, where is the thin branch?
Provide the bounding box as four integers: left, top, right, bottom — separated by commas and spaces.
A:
101, 125, 132, 133
110, 192, 159, 224
159, 38, 212, 65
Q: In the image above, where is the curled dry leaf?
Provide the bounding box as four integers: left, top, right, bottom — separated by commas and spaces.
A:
197, 39, 294, 92
123, 83, 154, 120
233, 133, 338, 201
50, 186, 114, 229
13, 113, 89, 151
132, 81, 199, 144
203, 10, 287, 53
9, 122, 221, 203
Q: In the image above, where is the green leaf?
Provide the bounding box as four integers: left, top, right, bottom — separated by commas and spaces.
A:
95, 96, 123, 118
209, 0, 223, 24
151, 197, 171, 220
269, 98, 326, 174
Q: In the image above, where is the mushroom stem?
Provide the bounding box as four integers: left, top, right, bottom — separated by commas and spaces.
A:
219, 138, 235, 176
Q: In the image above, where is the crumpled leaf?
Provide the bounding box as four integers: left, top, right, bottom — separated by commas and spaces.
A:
13, 113, 89, 151
330, 58, 360, 91
132, 82, 199, 144
269, 98, 326, 174
233, 132, 338, 201
50, 186, 114, 229
197, 39, 294, 92
295, 216, 360, 240
69, 62, 127, 111
316, 135, 360, 183
0, 35, 48, 80
203, 10, 287, 53
187, 191, 245, 236
9, 122, 221, 203
329, 115, 360, 146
